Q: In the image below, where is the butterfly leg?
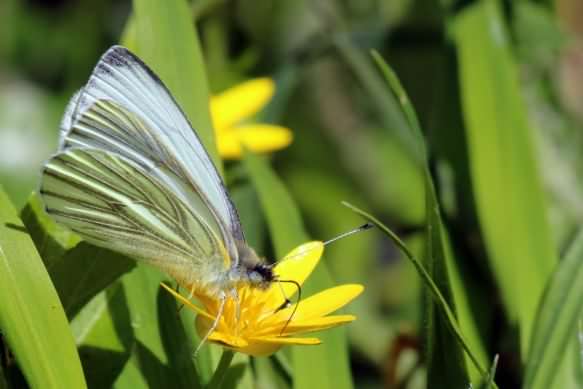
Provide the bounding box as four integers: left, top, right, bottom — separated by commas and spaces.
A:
276, 281, 292, 312
229, 288, 241, 325
194, 292, 226, 357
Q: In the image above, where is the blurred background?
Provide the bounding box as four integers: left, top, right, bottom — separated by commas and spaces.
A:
1, 0, 582, 388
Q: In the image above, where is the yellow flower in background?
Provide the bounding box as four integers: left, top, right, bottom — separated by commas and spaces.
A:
162, 242, 363, 356
210, 78, 293, 159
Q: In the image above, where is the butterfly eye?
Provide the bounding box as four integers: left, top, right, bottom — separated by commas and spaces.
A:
248, 271, 263, 284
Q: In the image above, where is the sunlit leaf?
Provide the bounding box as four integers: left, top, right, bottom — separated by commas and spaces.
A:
454, 0, 557, 358
0, 186, 87, 388
20, 194, 135, 319
524, 228, 583, 389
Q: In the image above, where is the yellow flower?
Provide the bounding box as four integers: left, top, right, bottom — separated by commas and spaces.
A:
162, 242, 363, 356
210, 78, 293, 159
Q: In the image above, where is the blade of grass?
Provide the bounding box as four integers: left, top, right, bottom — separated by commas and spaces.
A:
371, 51, 493, 385
343, 202, 485, 376
0, 186, 87, 389
481, 355, 499, 389
244, 152, 354, 389
453, 0, 557, 357
523, 227, 583, 389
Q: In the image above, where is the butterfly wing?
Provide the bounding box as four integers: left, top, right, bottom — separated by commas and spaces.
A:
57, 45, 243, 264
41, 147, 229, 287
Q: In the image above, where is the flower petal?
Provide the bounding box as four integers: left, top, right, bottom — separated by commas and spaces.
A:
215, 131, 241, 160
263, 284, 364, 325
256, 314, 356, 336
211, 78, 274, 131
236, 336, 321, 356
216, 124, 293, 159
160, 283, 215, 320
235, 336, 322, 357
260, 242, 324, 309
207, 332, 249, 349
248, 336, 321, 345
274, 241, 323, 286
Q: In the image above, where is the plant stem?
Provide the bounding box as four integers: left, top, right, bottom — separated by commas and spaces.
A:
206, 350, 235, 389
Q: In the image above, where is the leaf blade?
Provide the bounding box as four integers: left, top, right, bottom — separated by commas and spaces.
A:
453, 0, 558, 357
523, 228, 583, 389
0, 186, 87, 389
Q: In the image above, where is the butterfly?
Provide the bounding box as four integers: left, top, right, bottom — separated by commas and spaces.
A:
39, 46, 279, 345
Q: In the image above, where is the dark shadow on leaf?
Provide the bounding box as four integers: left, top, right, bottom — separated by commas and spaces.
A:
157, 288, 201, 389
221, 362, 248, 388
3, 223, 27, 233
107, 283, 135, 351
78, 346, 129, 389
56, 243, 135, 319
20, 194, 72, 268
132, 341, 169, 388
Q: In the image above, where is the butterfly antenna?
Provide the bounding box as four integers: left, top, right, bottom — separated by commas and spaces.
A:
274, 223, 375, 264
323, 223, 374, 246
276, 280, 302, 335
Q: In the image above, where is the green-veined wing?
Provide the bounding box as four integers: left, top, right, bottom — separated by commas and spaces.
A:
41, 147, 228, 288
57, 46, 243, 265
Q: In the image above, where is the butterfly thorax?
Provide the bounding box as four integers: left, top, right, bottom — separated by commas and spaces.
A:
182, 242, 275, 298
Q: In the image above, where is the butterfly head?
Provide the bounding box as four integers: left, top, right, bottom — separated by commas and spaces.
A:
246, 262, 275, 289
237, 243, 275, 290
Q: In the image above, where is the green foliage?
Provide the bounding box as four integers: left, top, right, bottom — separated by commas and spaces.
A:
1, 0, 582, 388
453, 0, 558, 358
524, 228, 583, 389
371, 52, 492, 385
244, 152, 354, 389
0, 187, 86, 389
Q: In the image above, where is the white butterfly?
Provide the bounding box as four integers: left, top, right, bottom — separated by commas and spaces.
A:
40, 46, 277, 345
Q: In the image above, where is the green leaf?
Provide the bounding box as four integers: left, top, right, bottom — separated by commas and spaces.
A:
113, 266, 200, 388
453, 0, 558, 357
422, 180, 471, 387
72, 286, 132, 388
48, 243, 135, 319
243, 152, 354, 389
253, 357, 290, 389
523, 228, 583, 389
130, 0, 219, 169
0, 186, 87, 389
